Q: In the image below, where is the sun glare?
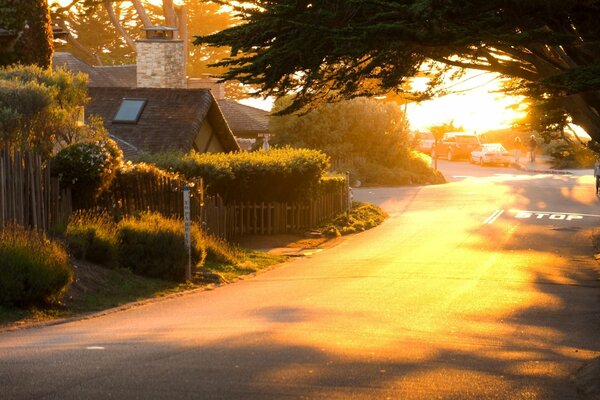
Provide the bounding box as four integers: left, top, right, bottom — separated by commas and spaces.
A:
407, 71, 527, 133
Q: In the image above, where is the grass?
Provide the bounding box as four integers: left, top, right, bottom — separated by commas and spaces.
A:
0, 248, 286, 328
316, 201, 388, 237
0, 203, 380, 328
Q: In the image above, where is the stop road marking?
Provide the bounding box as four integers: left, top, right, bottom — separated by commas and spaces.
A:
513, 211, 584, 221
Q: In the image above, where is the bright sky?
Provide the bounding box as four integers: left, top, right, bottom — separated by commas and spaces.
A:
406, 71, 527, 132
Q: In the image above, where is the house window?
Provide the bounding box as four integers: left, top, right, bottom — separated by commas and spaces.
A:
113, 98, 147, 123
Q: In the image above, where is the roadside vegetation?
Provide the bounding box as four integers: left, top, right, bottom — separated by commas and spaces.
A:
316, 202, 388, 237
269, 97, 445, 186
0, 201, 389, 327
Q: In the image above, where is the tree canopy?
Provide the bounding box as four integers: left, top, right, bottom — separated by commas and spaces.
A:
197, 0, 600, 142
0, 0, 53, 68
0, 64, 103, 157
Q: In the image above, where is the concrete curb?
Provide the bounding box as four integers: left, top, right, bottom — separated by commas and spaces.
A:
512, 163, 573, 175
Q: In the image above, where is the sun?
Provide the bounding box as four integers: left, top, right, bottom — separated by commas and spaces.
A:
406, 71, 528, 133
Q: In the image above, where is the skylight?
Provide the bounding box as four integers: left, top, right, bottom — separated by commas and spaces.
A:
113, 98, 147, 123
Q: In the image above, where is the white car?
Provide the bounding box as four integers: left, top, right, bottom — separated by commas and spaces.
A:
414, 132, 435, 154
470, 143, 512, 166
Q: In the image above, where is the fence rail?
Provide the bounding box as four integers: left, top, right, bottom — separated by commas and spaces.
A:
201, 188, 348, 239
0, 149, 71, 231
96, 174, 204, 221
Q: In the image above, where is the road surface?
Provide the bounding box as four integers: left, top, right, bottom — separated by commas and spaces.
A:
1, 160, 599, 399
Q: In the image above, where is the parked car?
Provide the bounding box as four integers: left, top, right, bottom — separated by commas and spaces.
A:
432, 132, 480, 161
470, 143, 512, 166
414, 132, 435, 154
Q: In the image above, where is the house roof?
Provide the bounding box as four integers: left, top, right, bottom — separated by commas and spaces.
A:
217, 99, 270, 138
53, 52, 136, 88
86, 87, 239, 157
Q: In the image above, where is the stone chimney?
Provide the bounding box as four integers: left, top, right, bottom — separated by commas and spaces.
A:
136, 26, 185, 89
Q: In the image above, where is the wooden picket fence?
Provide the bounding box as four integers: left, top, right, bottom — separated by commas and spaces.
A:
95, 174, 204, 221
0, 149, 72, 231
201, 187, 348, 239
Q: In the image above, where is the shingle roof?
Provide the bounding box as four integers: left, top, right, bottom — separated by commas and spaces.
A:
86, 87, 239, 157
217, 99, 270, 138
53, 52, 136, 88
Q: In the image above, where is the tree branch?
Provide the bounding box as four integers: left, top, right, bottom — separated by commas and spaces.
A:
103, 0, 136, 51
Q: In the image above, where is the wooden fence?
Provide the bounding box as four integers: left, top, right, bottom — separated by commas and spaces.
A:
0, 148, 348, 238
0, 149, 71, 231
201, 187, 349, 239
96, 174, 204, 221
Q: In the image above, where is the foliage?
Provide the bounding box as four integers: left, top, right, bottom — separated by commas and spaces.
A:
117, 213, 205, 282
270, 96, 443, 185
546, 140, 596, 169
136, 147, 331, 203
0, 226, 73, 306
0, 0, 53, 68
65, 211, 118, 267
0, 64, 92, 156
197, 0, 600, 143
318, 202, 387, 237
428, 121, 465, 141
52, 138, 123, 207
50, 0, 248, 97
271, 97, 409, 162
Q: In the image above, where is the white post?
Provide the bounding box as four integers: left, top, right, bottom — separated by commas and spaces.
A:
183, 185, 192, 281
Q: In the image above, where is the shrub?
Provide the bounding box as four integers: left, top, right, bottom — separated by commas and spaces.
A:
342, 152, 445, 186
546, 140, 596, 169
136, 147, 330, 203
318, 202, 387, 236
0, 226, 73, 306
65, 211, 118, 267
117, 213, 204, 282
52, 138, 123, 208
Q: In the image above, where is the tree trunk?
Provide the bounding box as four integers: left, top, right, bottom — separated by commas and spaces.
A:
131, 0, 152, 28
561, 93, 600, 143
104, 0, 136, 51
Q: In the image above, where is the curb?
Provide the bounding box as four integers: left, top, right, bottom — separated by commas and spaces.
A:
513, 163, 573, 175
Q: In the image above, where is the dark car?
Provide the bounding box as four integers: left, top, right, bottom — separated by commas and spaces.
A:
432, 132, 480, 161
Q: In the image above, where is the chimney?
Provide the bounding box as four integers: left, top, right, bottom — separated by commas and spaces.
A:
136, 26, 185, 88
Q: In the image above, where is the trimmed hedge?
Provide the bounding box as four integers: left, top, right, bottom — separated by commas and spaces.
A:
135, 148, 332, 202
0, 227, 73, 306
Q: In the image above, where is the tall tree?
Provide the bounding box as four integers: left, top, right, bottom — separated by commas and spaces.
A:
196, 0, 600, 143
0, 0, 53, 68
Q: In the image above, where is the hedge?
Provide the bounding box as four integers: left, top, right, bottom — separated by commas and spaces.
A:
136, 148, 333, 203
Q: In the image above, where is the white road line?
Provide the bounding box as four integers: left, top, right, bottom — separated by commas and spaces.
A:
484, 209, 504, 224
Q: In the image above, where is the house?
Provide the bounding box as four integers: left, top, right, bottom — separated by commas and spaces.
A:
86, 87, 239, 157
53, 26, 242, 157
52, 26, 270, 155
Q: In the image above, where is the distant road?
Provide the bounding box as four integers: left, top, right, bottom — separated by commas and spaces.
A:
1, 160, 598, 399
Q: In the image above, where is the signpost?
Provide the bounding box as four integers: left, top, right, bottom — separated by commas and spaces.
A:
183, 185, 192, 281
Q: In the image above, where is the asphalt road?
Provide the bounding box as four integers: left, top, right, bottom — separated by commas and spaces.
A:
1, 160, 599, 399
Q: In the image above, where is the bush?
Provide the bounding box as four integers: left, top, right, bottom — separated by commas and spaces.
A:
52, 138, 123, 208
117, 213, 205, 282
342, 151, 445, 186
65, 211, 118, 267
317, 202, 387, 236
546, 140, 596, 169
136, 147, 331, 203
0, 227, 73, 306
